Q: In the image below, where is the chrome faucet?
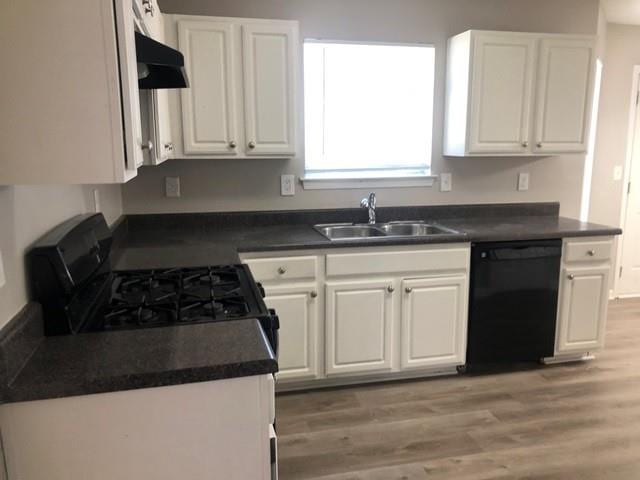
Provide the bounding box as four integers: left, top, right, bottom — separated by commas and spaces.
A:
360, 192, 377, 224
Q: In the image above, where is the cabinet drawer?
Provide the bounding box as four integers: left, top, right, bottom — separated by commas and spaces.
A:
564, 239, 612, 263
244, 256, 317, 282
326, 247, 469, 277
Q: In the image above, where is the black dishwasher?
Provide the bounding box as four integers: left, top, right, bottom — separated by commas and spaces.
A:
467, 239, 562, 368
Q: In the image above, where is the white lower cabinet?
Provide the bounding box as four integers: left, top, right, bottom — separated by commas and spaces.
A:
242, 244, 470, 388
401, 275, 468, 370
264, 283, 319, 381
556, 265, 610, 353
553, 237, 614, 358
325, 279, 395, 376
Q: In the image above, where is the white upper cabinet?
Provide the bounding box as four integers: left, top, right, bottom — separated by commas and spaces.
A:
467, 33, 536, 154
444, 30, 596, 157
168, 16, 298, 158
0, 0, 142, 183
533, 37, 596, 154
242, 24, 297, 155
178, 20, 238, 155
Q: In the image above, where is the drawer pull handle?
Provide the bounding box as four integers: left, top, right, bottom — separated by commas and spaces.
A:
277, 267, 286, 275
310, 291, 318, 298
405, 287, 413, 294
568, 274, 575, 280
387, 285, 395, 293
587, 250, 596, 256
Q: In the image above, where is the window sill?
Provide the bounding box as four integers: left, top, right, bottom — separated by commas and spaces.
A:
301, 174, 437, 190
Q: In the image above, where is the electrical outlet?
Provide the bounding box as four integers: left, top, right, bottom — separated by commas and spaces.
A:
518, 172, 530, 191
165, 177, 181, 198
281, 174, 295, 196
93, 189, 100, 212
613, 166, 623, 181
440, 173, 452, 192
0, 250, 5, 289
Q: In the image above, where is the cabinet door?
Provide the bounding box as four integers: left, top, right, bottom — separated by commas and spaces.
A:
242, 23, 297, 156
468, 33, 536, 154
115, 0, 144, 171
264, 284, 319, 382
178, 20, 238, 155
533, 37, 595, 154
556, 266, 609, 353
401, 276, 467, 369
325, 279, 394, 376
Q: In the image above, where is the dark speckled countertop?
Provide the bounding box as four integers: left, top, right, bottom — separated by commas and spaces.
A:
113, 203, 622, 270
2, 312, 276, 403
0, 203, 621, 405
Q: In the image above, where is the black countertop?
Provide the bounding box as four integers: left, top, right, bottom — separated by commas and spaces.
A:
1, 203, 621, 404
114, 205, 622, 269
2, 312, 276, 403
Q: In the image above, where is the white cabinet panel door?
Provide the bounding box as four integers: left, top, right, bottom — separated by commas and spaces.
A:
178, 20, 238, 155
242, 24, 297, 155
264, 284, 318, 381
557, 266, 609, 353
533, 37, 595, 153
401, 276, 467, 369
468, 33, 536, 154
325, 280, 394, 376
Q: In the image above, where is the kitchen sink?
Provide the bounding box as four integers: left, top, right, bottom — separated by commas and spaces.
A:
315, 221, 459, 241
316, 225, 387, 240
378, 222, 458, 237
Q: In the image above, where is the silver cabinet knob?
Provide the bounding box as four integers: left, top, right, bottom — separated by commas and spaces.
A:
141, 141, 154, 151
229, 141, 237, 149
587, 250, 596, 256
310, 291, 318, 299
536, 142, 543, 148
387, 285, 395, 293
248, 141, 256, 149
164, 142, 174, 151
568, 274, 575, 280
405, 287, 413, 294
521, 141, 529, 148
277, 267, 286, 275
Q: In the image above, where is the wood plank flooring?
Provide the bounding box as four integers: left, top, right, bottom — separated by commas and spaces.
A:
276, 299, 640, 479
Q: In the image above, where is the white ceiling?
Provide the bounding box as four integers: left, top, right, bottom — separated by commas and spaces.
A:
602, 0, 640, 25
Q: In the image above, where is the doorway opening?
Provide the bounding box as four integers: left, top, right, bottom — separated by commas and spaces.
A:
615, 66, 640, 298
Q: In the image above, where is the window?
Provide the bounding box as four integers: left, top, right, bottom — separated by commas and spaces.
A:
303, 41, 435, 185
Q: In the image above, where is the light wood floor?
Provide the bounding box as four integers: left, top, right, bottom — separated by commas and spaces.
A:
276, 299, 640, 480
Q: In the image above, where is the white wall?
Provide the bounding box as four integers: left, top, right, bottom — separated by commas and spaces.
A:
590, 23, 640, 227
0, 185, 122, 329
122, 0, 600, 216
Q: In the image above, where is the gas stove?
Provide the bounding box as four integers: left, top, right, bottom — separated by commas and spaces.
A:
28, 214, 278, 354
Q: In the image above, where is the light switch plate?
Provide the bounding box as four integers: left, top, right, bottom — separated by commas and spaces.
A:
518, 172, 530, 191
281, 174, 295, 196
613, 166, 624, 181
165, 177, 181, 198
0, 250, 6, 289
440, 173, 452, 192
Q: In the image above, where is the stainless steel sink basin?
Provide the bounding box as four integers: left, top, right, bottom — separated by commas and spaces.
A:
316, 225, 387, 240
314, 221, 459, 241
378, 222, 458, 236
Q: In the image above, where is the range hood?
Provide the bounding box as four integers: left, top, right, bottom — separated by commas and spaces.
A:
135, 32, 189, 89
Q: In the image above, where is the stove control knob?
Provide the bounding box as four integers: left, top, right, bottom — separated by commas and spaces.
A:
310, 291, 318, 298
277, 267, 286, 275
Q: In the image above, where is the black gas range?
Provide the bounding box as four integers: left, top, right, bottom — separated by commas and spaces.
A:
28, 214, 278, 355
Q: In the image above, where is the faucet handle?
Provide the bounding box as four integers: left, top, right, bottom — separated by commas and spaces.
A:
360, 197, 370, 209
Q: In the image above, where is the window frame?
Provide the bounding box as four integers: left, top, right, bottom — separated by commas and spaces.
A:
301, 38, 438, 190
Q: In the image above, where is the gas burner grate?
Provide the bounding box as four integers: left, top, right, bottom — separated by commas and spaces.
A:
98, 265, 267, 331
